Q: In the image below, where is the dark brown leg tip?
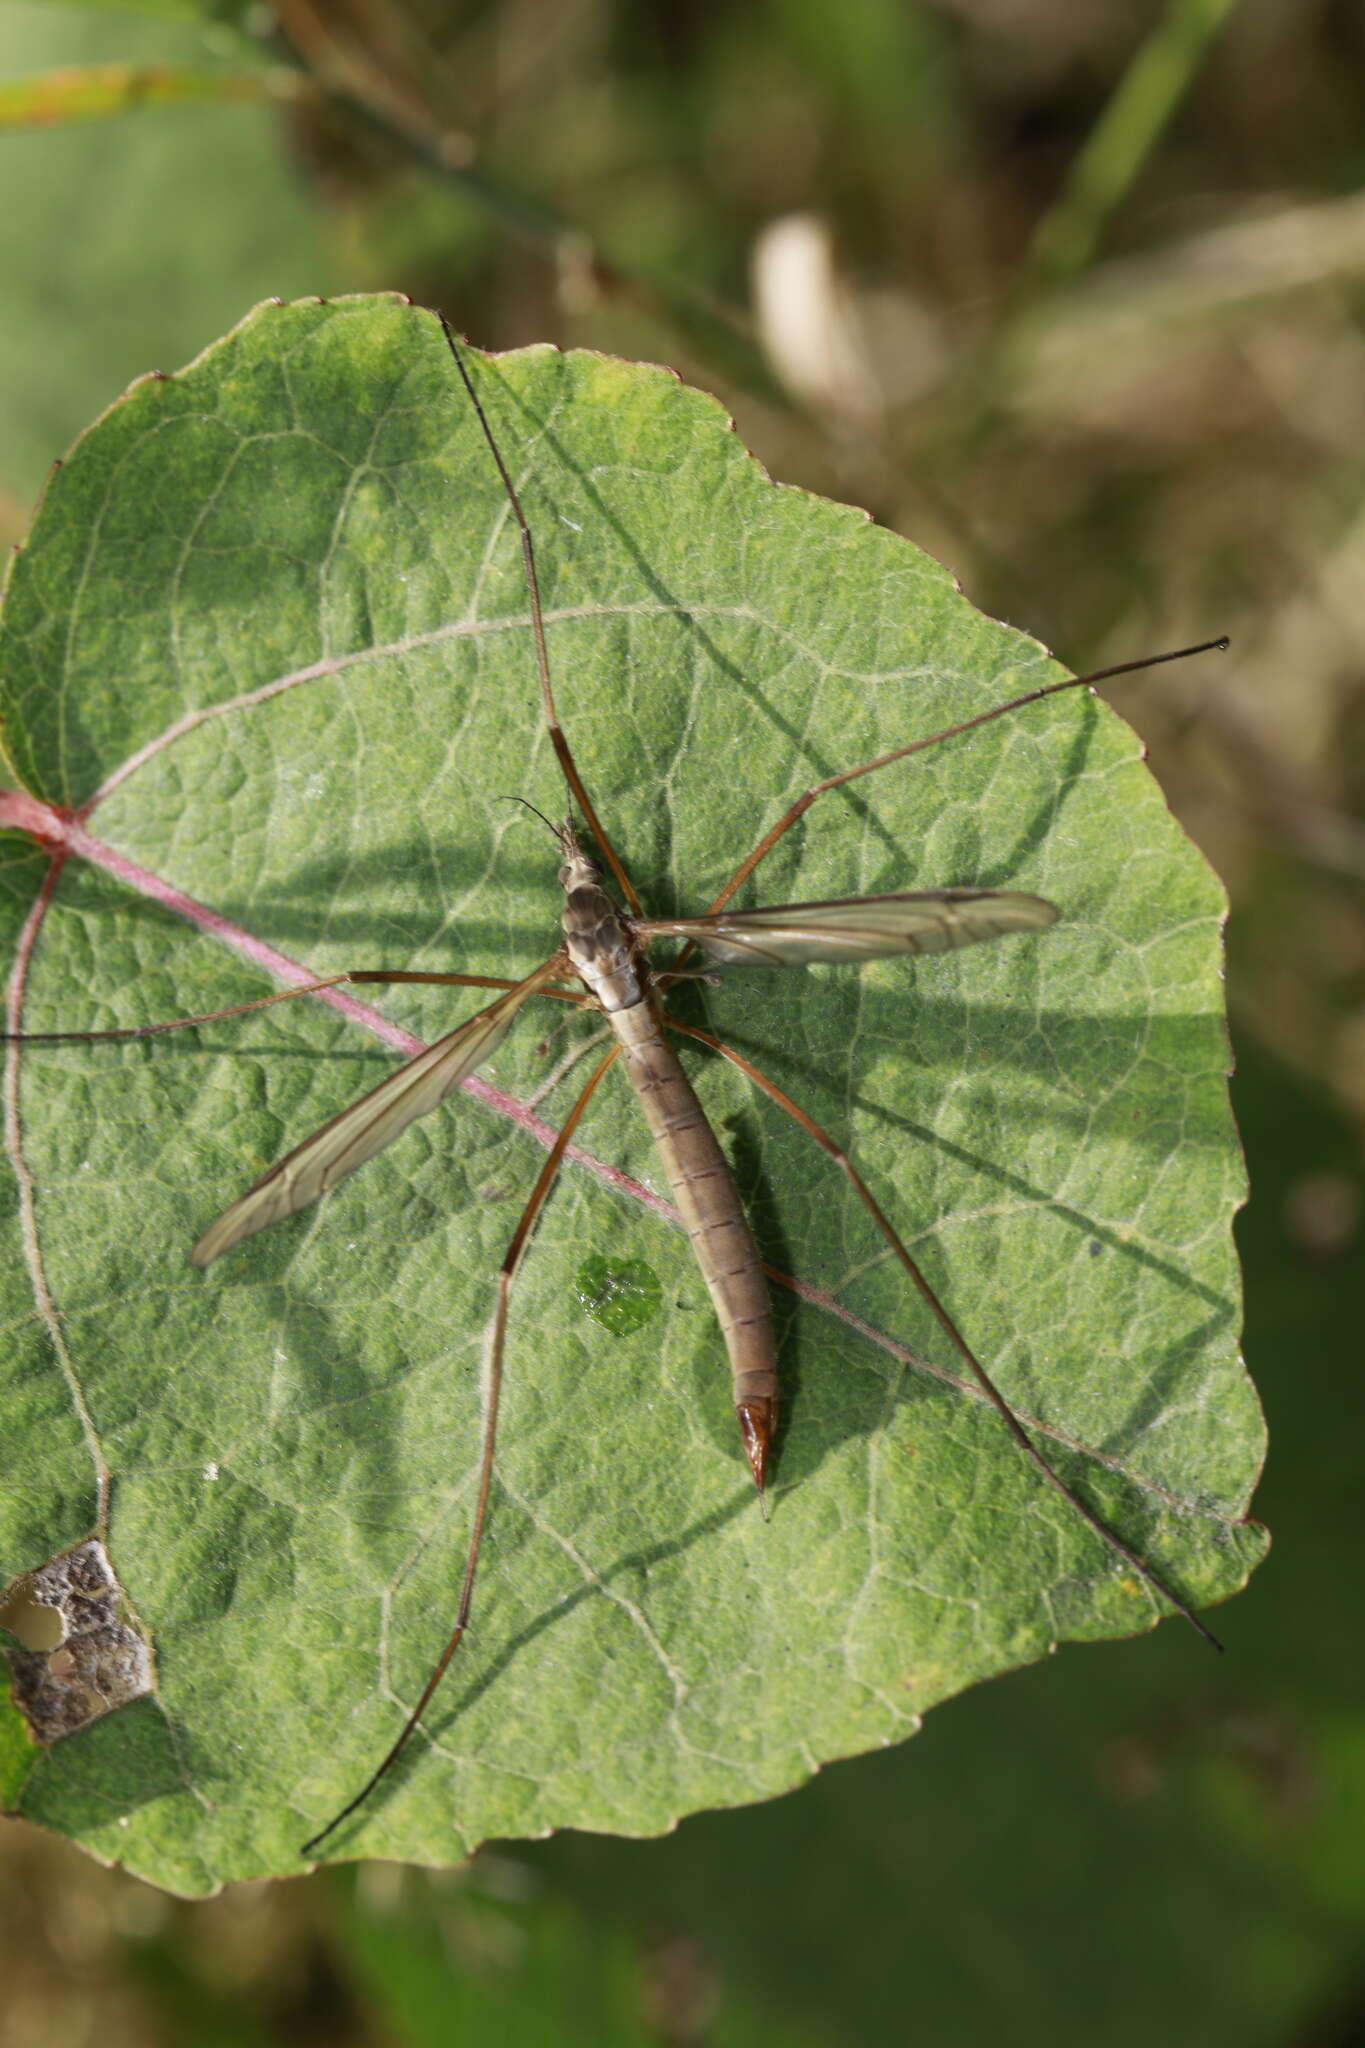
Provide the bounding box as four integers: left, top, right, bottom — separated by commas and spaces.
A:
736, 1398, 777, 1495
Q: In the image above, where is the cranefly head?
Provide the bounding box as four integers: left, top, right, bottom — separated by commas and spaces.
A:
553, 818, 601, 895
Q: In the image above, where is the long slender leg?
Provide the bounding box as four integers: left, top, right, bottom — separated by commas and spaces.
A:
4, 973, 361, 1044
698, 639, 1229, 920
667, 1017, 1223, 1651
350, 971, 589, 1004
3, 970, 590, 1047
434, 310, 643, 917
299, 1037, 623, 1859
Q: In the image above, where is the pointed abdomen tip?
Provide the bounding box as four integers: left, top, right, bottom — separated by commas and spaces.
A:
736, 1397, 778, 1495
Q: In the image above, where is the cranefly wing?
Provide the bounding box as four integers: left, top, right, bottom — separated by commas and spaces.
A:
190, 958, 564, 1267
636, 889, 1059, 967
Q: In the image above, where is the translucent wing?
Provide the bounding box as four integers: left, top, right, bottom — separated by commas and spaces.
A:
190, 958, 563, 1267
636, 890, 1059, 967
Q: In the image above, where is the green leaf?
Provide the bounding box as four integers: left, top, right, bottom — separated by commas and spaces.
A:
0, 294, 1265, 1891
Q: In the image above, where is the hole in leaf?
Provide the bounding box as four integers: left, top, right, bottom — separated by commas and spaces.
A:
0, 1587, 63, 1651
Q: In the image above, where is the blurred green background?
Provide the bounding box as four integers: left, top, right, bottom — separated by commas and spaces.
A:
1, 0, 1361, 2041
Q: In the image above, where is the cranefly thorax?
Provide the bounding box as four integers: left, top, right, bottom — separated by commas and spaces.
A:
559, 840, 644, 1013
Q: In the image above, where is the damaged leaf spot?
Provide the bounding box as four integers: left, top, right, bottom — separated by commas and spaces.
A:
0, 1540, 155, 1742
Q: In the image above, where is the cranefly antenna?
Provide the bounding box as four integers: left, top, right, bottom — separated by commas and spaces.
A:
498, 793, 565, 844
